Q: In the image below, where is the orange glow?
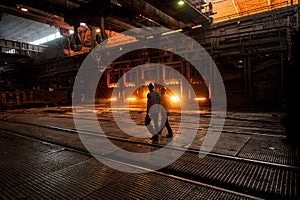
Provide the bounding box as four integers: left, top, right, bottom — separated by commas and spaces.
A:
127, 97, 136, 101
194, 97, 207, 101
110, 97, 117, 101
170, 95, 180, 102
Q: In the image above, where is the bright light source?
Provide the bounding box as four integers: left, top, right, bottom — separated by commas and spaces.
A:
80, 22, 86, 26
110, 97, 117, 101
161, 29, 182, 36
170, 95, 180, 102
5, 49, 16, 54
95, 28, 101, 33
178, 0, 185, 6
30, 31, 61, 45
127, 97, 136, 101
194, 97, 207, 101
192, 24, 202, 29
20, 7, 28, 12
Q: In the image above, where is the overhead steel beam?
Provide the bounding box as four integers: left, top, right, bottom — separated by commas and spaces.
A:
0, 4, 73, 30
41, 0, 80, 9
115, 0, 187, 30
0, 0, 204, 34
0, 0, 137, 32
0, 39, 47, 53
106, 16, 137, 30
0, 0, 68, 17
143, 0, 212, 27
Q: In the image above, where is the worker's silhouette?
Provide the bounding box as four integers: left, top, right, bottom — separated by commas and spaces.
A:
145, 83, 160, 141
159, 87, 173, 138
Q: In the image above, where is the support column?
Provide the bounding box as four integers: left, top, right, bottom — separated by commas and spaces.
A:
280, 53, 285, 97
88, 25, 97, 50
156, 64, 163, 85
247, 56, 252, 99
186, 62, 192, 100
286, 31, 300, 143
243, 56, 251, 98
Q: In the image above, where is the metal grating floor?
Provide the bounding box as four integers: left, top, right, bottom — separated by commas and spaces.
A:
237, 136, 300, 166
0, 130, 257, 200
163, 153, 299, 199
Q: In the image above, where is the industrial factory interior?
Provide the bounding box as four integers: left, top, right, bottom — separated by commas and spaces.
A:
0, 0, 299, 199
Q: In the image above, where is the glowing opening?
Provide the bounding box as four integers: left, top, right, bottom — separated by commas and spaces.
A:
5, 49, 16, 54
194, 97, 207, 101
170, 95, 180, 102
127, 97, 136, 101
30, 31, 62, 45
110, 97, 117, 101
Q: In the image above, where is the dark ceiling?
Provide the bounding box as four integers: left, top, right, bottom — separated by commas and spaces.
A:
0, 0, 212, 44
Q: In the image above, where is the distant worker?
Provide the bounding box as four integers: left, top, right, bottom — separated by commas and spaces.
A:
159, 87, 173, 138
145, 83, 160, 141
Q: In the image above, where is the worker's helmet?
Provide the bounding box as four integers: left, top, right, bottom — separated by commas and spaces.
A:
161, 87, 167, 92
148, 83, 154, 89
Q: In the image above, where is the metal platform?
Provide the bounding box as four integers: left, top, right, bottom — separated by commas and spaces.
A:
0, 107, 299, 199
1, 130, 258, 200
